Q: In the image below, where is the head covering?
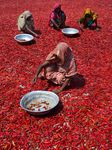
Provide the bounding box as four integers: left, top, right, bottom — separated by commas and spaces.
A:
53, 3, 61, 12
46, 42, 77, 77
46, 42, 71, 65
48, 3, 62, 26
79, 8, 98, 24
17, 11, 34, 30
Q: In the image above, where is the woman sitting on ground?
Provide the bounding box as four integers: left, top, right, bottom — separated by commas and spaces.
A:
17, 11, 39, 37
78, 8, 100, 31
32, 42, 77, 94
48, 3, 66, 31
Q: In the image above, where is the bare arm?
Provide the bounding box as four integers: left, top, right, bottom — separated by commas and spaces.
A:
78, 17, 86, 32
51, 18, 60, 31
32, 60, 49, 84
25, 25, 39, 37
78, 20, 84, 32
60, 78, 70, 91
53, 77, 70, 94
94, 19, 100, 31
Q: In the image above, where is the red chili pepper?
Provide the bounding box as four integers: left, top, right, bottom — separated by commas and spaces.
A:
38, 108, 40, 111
43, 106, 47, 110
0, 2, 112, 149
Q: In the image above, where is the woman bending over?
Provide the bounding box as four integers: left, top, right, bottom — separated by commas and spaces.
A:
78, 8, 100, 32
32, 42, 77, 94
17, 11, 39, 37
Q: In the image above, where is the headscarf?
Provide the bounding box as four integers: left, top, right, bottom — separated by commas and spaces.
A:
17, 11, 34, 30
79, 8, 98, 24
48, 3, 62, 26
46, 42, 77, 77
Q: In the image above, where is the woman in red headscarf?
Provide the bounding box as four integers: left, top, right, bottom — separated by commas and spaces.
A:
48, 3, 66, 31
32, 42, 77, 94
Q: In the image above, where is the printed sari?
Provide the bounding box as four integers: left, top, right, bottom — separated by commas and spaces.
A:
44, 42, 77, 85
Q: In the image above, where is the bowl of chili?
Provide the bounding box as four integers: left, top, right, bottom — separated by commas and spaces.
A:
20, 91, 59, 116
14, 34, 33, 43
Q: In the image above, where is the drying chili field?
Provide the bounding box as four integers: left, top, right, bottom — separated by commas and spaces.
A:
0, 0, 112, 149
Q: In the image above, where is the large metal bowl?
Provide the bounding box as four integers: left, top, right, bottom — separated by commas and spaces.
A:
62, 28, 79, 36
14, 34, 33, 43
20, 91, 59, 116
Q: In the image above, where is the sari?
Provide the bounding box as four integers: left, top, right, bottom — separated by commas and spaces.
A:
44, 43, 77, 85
48, 3, 66, 27
79, 8, 98, 26
17, 11, 34, 31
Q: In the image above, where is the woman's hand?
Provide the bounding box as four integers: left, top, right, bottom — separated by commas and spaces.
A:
51, 18, 60, 31
34, 33, 39, 38
32, 61, 49, 84
53, 88, 62, 94
56, 26, 60, 31
25, 25, 39, 37
53, 78, 70, 94
32, 76, 37, 84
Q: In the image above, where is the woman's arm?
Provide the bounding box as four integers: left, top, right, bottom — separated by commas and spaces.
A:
78, 20, 84, 32
25, 25, 39, 37
94, 19, 100, 31
51, 18, 60, 31
53, 77, 70, 94
60, 78, 70, 91
32, 60, 49, 84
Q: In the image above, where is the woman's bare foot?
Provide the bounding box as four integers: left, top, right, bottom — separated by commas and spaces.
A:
96, 27, 100, 31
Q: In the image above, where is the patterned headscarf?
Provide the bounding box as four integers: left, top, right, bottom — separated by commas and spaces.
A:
46, 42, 77, 77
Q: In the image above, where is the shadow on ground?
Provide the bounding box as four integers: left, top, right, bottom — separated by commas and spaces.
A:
63, 33, 81, 38
34, 30, 41, 35
85, 25, 101, 30
18, 39, 36, 45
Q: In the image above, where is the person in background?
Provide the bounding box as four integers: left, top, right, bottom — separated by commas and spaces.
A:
78, 8, 100, 31
32, 42, 77, 94
17, 11, 39, 37
48, 3, 66, 31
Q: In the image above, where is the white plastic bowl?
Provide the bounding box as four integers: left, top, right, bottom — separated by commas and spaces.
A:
62, 28, 79, 36
20, 91, 59, 116
14, 34, 33, 43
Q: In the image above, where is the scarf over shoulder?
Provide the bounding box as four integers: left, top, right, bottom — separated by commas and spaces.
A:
17, 11, 34, 30
46, 42, 77, 78
48, 3, 64, 26
79, 8, 98, 24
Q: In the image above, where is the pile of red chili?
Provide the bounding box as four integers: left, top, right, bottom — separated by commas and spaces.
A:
0, 0, 111, 149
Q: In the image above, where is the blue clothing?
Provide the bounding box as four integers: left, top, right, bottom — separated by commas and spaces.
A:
51, 11, 65, 27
